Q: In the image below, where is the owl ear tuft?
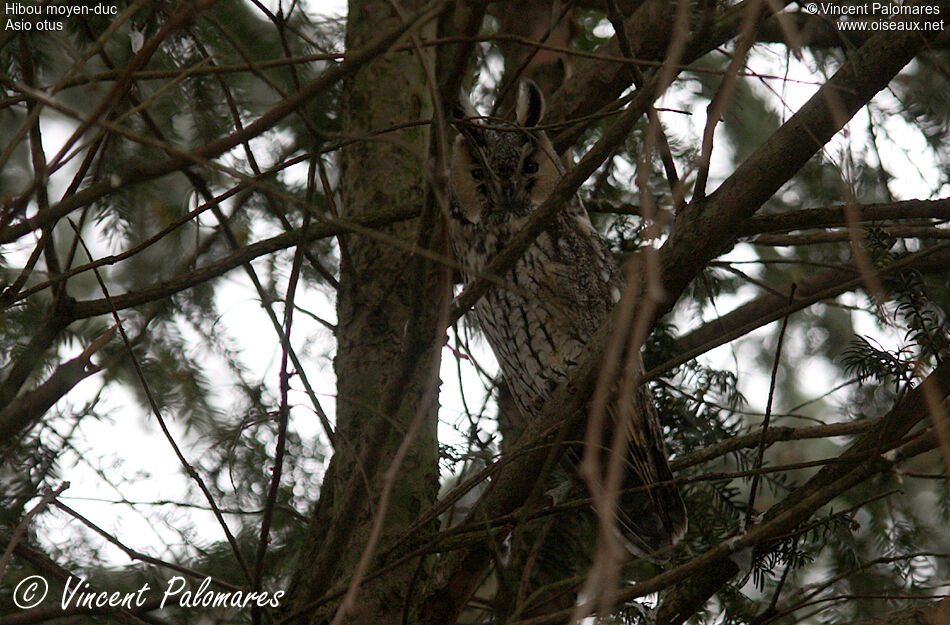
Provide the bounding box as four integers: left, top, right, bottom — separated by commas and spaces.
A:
516, 80, 544, 128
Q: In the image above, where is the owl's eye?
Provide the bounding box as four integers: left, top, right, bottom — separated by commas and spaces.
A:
523, 160, 539, 174
471, 167, 485, 180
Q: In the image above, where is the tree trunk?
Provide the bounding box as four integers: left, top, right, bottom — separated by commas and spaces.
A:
286, 1, 444, 622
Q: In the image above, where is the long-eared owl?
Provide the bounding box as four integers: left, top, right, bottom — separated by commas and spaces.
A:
447, 81, 687, 561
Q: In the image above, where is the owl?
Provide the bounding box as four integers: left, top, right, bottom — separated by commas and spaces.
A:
447, 82, 687, 561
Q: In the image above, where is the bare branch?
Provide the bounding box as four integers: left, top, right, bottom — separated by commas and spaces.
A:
674, 244, 950, 360
0, 328, 113, 444
832, 596, 950, 625
753, 225, 950, 246
660, 17, 946, 318
0, 0, 448, 245
743, 198, 950, 234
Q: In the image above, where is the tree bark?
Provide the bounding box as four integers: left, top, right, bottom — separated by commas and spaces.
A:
285, 1, 445, 623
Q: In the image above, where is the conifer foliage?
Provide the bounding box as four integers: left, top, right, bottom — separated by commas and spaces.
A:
1, 1, 949, 624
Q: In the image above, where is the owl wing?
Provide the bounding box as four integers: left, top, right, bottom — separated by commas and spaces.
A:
539, 217, 686, 561
612, 387, 688, 562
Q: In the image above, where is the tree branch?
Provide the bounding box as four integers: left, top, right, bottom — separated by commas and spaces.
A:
0, 0, 448, 245
840, 596, 950, 625
0, 298, 76, 410
659, 13, 946, 318
0, 328, 114, 445
742, 198, 950, 235
427, 9, 946, 619
653, 359, 950, 625
62, 206, 419, 319
673, 244, 950, 360
753, 225, 950, 246
548, 0, 791, 151
518, 429, 942, 625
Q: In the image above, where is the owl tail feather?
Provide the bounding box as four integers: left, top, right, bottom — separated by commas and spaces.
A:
615, 458, 687, 563
605, 386, 688, 563
562, 443, 686, 563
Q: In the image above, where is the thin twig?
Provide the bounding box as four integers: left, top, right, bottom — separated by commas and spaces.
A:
745, 285, 796, 530
66, 220, 253, 582
0, 483, 69, 581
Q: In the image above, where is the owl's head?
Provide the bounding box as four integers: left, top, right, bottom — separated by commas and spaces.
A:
450, 82, 562, 225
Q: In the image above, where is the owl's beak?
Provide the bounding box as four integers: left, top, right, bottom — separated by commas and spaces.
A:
499, 183, 518, 211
